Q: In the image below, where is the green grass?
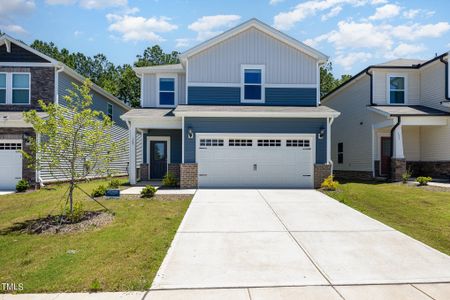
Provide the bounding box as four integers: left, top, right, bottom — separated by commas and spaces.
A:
324, 182, 450, 255
0, 179, 191, 293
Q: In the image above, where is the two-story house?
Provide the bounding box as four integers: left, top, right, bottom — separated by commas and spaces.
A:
0, 34, 130, 190
121, 19, 340, 189
323, 53, 450, 181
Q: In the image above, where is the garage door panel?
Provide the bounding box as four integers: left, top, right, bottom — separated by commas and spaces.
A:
0, 141, 23, 190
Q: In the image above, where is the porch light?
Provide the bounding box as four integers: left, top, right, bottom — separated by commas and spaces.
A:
318, 127, 325, 140
188, 127, 194, 139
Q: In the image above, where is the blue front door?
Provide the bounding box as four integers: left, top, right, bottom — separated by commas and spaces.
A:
150, 141, 167, 179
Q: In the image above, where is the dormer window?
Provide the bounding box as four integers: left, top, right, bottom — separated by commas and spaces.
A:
388, 75, 406, 104
241, 65, 265, 103
158, 76, 176, 107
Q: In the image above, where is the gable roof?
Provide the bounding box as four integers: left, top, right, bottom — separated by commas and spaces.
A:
375, 58, 425, 67
0, 34, 129, 111
179, 18, 328, 63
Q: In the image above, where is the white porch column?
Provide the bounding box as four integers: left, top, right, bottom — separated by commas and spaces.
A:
326, 117, 332, 164
392, 125, 405, 159
129, 125, 137, 185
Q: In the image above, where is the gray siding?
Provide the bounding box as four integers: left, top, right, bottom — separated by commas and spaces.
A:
0, 43, 50, 63
188, 27, 317, 84
39, 72, 129, 182
143, 129, 182, 164
141, 73, 186, 107
188, 86, 317, 106
420, 61, 450, 112
184, 117, 327, 164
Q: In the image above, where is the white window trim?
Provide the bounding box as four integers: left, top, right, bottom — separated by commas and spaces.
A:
147, 136, 171, 179
107, 103, 113, 119
0, 72, 6, 104
241, 64, 265, 103
157, 74, 177, 108
386, 74, 407, 105
0, 72, 31, 105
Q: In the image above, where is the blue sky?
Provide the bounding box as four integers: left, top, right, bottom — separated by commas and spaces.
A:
1, 0, 449, 76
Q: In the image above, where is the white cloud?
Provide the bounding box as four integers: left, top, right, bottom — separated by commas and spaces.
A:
369, 4, 401, 20
188, 15, 241, 41
74, 30, 83, 37
273, 0, 365, 30
46, 0, 127, 9
0, 24, 27, 35
335, 52, 372, 70
403, 9, 420, 19
390, 22, 450, 41
269, 0, 284, 5
107, 15, 177, 42
175, 38, 191, 48
389, 43, 426, 58
0, 0, 35, 17
371, 0, 388, 4
321, 6, 342, 21
45, 0, 76, 5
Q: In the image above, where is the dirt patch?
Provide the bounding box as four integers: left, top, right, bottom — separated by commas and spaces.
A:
1, 211, 114, 235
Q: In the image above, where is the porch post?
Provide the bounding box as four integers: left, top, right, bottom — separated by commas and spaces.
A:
129, 125, 137, 185
392, 125, 404, 159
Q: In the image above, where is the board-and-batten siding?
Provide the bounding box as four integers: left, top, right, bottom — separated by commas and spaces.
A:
39, 72, 129, 182
188, 27, 317, 85
372, 69, 420, 105
420, 62, 450, 112
325, 75, 386, 172
183, 117, 327, 164
141, 73, 186, 107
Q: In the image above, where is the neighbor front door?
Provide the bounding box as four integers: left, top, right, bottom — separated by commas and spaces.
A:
150, 141, 167, 179
380, 137, 391, 176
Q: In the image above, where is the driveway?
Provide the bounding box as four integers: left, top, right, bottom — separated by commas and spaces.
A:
149, 189, 450, 299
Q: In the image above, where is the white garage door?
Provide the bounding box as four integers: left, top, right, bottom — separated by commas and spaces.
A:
0, 140, 23, 190
196, 134, 315, 188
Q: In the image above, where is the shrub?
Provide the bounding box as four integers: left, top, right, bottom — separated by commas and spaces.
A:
89, 278, 101, 292
417, 176, 432, 186
91, 185, 107, 197
141, 185, 157, 198
401, 170, 411, 184
66, 201, 84, 223
108, 178, 121, 189
162, 172, 178, 187
321, 175, 339, 191
16, 179, 29, 192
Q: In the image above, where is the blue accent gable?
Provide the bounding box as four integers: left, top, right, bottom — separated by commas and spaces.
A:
188, 86, 240, 105
266, 88, 316, 106
143, 129, 182, 164
184, 117, 327, 164
188, 86, 317, 106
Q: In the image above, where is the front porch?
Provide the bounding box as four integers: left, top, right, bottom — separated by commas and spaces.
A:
370, 106, 450, 181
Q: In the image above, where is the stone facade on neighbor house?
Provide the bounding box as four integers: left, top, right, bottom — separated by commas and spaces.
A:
0, 34, 130, 190
122, 19, 340, 189
324, 54, 450, 182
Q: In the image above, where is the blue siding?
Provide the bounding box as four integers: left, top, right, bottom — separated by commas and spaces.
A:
188, 86, 317, 106
143, 129, 182, 164
184, 117, 327, 164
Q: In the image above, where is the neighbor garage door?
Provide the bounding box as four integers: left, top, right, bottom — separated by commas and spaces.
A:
196, 134, 315, 188
0, 140, 23, 190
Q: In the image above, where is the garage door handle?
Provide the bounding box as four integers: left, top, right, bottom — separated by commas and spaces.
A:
199, 174, 208, 176
302, 175, 311, 177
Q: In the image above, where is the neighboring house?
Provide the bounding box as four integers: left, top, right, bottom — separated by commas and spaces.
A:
0, 34, 130, 190
323, 53, 450, 181
121, 19, 339, 189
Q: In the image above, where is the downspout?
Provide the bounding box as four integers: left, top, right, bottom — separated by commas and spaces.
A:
54, 65, 64, 105
365, 70, 374, 106
389, 116, 401, 179
439, 54, 450, 103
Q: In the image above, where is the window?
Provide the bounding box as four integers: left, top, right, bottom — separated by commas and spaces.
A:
159, 77, 175, 106
337, 142, 343, 164
257, 139, 281, 147
241, 65, 264, 103
107, 103, 113, 120
199, 139, 224, 147
388, 75, 406, 104
0, 142, 22, 150
12, 73, 30, 104
229, 139, 253, 147
0, 74, 5, 104
287, 139, 310, 147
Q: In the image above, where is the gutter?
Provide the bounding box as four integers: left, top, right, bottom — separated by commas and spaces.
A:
389, 116, 401, 179
365, 70, 374, 106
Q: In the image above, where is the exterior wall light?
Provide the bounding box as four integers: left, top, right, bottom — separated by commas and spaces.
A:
187, 127, 194, 139
318, 127, 325, 140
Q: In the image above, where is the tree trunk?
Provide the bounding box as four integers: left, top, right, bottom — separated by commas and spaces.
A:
69, 181, 74, 215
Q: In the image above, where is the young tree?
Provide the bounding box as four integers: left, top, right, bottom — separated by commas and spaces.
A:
23, 79, 123, 215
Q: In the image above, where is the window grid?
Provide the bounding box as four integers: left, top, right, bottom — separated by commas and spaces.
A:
229, 139, 253, 147
0, 73, 6, 104
12, 73, 30, 104
257, 139, 281, 147
286, 139, 310, 147
389, 76, 405, 104
0, 143, 22, 150
199, 139, 224, 147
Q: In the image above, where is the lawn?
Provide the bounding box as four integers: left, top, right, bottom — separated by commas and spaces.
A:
324, 182, 450, 256
0, 179, 192, 293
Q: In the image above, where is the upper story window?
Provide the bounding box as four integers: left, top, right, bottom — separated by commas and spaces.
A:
158, 77, 176, 107
241, 65, 265, 103
0, 73, 31, 105
107, 103, 113, 120
388, 75, 406, 104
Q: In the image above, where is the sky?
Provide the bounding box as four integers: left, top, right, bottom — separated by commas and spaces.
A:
0, 0, 449, 76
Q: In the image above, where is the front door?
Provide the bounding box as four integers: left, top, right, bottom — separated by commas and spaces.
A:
150, 141, 167, 179
380, 137, 391, 176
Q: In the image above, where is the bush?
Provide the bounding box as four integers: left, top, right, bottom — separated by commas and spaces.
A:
108, 178, 121, 189
162, 172, 178, 187
417, 176, 432, 186
321, 175, 339, 191
401, 170, 411, 184
141, 185, 157, 198
16, 179, 29, 192
66, 201, 84, 223
89, 278, 101, 292
91, 185, 107, 197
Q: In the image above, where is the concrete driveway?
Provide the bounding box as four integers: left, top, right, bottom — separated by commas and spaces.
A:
148, 189, 450, 299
